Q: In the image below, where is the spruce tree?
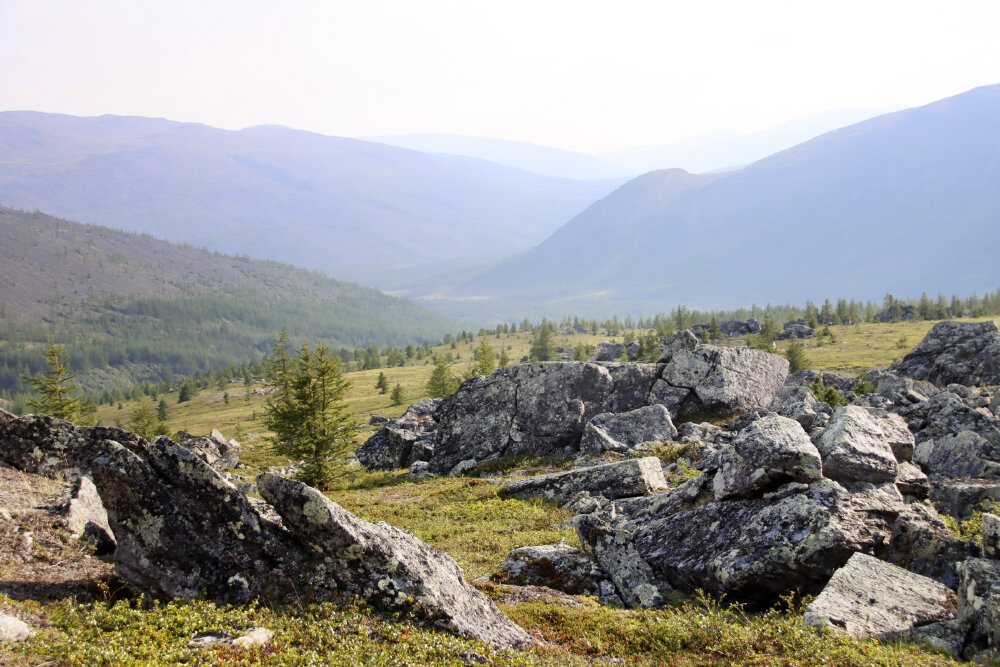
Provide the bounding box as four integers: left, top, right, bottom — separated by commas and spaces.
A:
264, 338, 353, 489
157, 398, 169, 422
426, 355, 457, 398
376, 372, 389, 394
784, 342, 809, 374
390, 383, 405, 406
22, 342, 94, 423
497, 347, 510, 368
472, 336, 497, 376
128, 397, 169, 440
529, 319, 557, 361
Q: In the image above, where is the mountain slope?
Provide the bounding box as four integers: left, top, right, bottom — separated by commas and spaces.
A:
361, 133, 630, 180
449, 84, 1000, 314
0, 207, 457, 396
0, 113, 617, 286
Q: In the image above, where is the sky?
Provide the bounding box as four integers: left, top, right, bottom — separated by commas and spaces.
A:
1, 0, 999, 154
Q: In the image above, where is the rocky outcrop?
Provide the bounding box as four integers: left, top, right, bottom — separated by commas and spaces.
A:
930, 479, 1000, 521
498, 458, 666, 507
579, 405, 676, 455
496, 544, 621, 604
766, 385, 826, 430
60, 475, 116, 555
814, 406, 902, 484
0, 410, 147, 479
356, 399, 442, 470
776, 321, 816, 340
87, 435, 530, 648
652, 336, 788, 421
891, 320, 1000, 387
804, 553, 956, 638
176, 430, 240, 470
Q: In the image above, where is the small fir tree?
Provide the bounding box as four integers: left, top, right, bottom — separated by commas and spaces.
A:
784, 342, 809, 374
22, 341, 94, 423
157, 398, 169, 422
497, 347, 510, 368
426, 355, 458, 398
375, 372, 389, 394
127, 397, 169, 440
472, 336, 497, 376
390, 383, 405, 406
529, 319, 557, 361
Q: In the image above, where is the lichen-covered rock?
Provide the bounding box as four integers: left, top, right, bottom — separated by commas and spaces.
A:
0, 411, 147, 478
257, 473, 532, 648
496, 544, 621, 604
815, 406, 900, 484
895, 461, 930, 498
176, 430, 239, 470
930, 479, 1000, 521
580, 405, 677, 455
63, 475, 116, 555
885, 500, 973, 588
891, 320, 1000, 387
767, 385, 823, 430
956, 558, 1000, 652
626, 480, 892, 605
357, 399, 441, 470
803, 552, 956, 638
865, 370, 937, 406
498, 457, 666, 507
914, 430, 1000, 479
899, 618, 971, 657
653, 344, 789, 422
712, 414, 822, 500
983, 513, 1000, 559
429, 363, 616, 474
786, 370, 857, 394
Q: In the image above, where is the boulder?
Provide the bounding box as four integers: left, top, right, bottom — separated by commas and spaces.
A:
712, 415, 822, 500
496, 544, 621, 604
63, 475, 116, 555
891, 320, 1000, 387
719, 319, 761, 337
786, 370, 858, 394
602, 479, 894, 605
865, 370, 937, 406
579, 405, 677, 455
498, 458, 666, 507
776, 321, 816, 340
88, 435, 530, 648
357, 399, 441, 470
767, 385, 823, 430
595, 342, 625, 361
653, 344, 789, 422
814, 406, 900, 484
803, 552, 956, 638
885, 500, 973, 588
257, 474, 533, 647
894, 461, 930, 498
430, 363, 616, 473
956, 558, 1000, 651
0, 411, 146, 478
0, 612, 33, 642
930, 479, 1000, 521
176, 430, 239, 470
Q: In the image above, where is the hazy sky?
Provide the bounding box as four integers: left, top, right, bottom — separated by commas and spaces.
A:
2, 0, 998, 153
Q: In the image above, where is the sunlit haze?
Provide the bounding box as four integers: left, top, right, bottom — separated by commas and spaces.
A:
2, 0, 999, 153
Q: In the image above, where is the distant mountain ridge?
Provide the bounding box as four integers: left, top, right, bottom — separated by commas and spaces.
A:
0, 207, 457, 396
446, 84, 1000, 316
0, 112, 618, 287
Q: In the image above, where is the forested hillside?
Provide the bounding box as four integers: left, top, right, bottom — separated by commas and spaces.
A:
0, 207, 457, 399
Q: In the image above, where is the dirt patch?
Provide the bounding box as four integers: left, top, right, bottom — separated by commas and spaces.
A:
0, 464, 121, 605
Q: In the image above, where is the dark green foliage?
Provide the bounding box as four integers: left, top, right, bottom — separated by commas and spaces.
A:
21, 342, 94, 423
375, 372, 389, 394
471, 336, 497, 376
264, 336, 353, 489
127, 397, 168, 440
784, 342, 808, 373
497, 347, 510, 368
853, 376, 876, 395
529, 319, 557, 361
810, 376, 848, 407
177, 383, 192, 404
390, 383, 405, 406
156, 398, 169, 422
426, 355, 459, 398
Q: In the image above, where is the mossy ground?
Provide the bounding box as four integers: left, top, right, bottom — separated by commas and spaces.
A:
5, 318, 996, 665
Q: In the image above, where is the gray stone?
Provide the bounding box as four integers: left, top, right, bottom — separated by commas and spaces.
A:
899, 618, 970, 657
891, 320, 1000, 387
956, 558, 1000, 650
624, 480, 893, 605
983, 513, 1000, 559
176, 430, 239, 470
64, 475, 116, 555
580, 405, 677, 455
712, 414, 822, 501
887, 500, 973, 589
0, 410, 147, 478
914, 430, 1000, 479
804, 553, 956, 639
991, 391, 1000, 419
595, 341, 625, 362
767, 384, 822, 430
498, 457, 666, 507
865, 370, 937, 406
257, 474, 532, 648
815, 406, 899, 484
497, 544, 621, 604
356, 427, 420, 471
776, 321, 816, 340
0, 612, 33, 642
930, 479, 1000, 521
895, 461, 930, 498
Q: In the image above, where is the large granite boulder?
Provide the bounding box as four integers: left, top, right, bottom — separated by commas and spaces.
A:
357, 399, 442, 470
498, 457, 666, 507
496, 544, 621, 604
776, 321, 816, 340
767, 384, 825, 430
803, 552, 956, 638
652, 342, 789, 421
891, 320, 1000, 387
814, 406, 901, 484
175, 430, 239, 470
88, 435, 531, 648
580, 405, 677, 455
712, 414, 822, 500
0, 410, 147, 478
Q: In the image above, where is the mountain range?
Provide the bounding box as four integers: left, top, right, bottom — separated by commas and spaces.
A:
0, 112, 619, 287
445, 84, 1000, 316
